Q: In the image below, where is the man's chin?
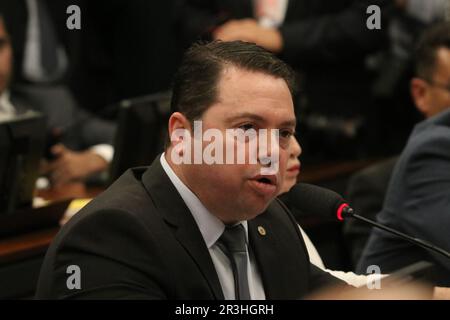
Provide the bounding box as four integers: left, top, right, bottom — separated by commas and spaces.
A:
243, 199, 274, 220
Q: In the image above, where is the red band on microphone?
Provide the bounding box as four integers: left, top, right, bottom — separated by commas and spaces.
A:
337, 203, 349, 221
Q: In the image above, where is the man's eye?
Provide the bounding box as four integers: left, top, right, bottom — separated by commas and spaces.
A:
239, 124, 255, 131
280, 130, 293, 138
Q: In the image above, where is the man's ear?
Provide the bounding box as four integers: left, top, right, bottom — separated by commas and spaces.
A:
411, 77, 430, 116
167, 112, 191, 147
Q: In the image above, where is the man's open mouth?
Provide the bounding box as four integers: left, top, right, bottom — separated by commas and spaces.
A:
249, 175, 278, 197
253, 175, 277, 186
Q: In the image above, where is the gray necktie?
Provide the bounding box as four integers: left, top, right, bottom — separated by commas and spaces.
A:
217, 224, 251, 300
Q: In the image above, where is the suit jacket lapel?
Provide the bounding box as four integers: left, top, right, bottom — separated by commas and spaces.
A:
248, 207, 307, 299
248, 216, 286, 299
141, 157, 224, 299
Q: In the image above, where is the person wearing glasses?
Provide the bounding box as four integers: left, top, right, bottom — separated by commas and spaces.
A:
357, 22, 450, 286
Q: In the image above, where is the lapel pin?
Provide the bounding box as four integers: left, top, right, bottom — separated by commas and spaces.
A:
258, 226, 266, 236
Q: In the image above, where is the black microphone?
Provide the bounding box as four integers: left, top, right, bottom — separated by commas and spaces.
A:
289, 183, 450, 260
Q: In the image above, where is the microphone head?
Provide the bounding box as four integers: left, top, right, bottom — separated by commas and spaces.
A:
286, 183, 350, 221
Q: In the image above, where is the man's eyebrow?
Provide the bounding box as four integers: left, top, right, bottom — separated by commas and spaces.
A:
279, 119, 297, 128
226, 112, 296, 127
226, 112, 265, 123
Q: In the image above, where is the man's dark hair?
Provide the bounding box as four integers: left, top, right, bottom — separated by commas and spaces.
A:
415, 22, 450, 80
170, 40, 297, 122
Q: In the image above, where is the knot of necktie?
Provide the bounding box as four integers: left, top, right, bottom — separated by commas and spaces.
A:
218, 224, 247, 253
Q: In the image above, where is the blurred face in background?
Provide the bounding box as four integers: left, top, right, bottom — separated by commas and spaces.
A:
280, 136, 302, 195
0, 17, 12, 95
411, 47, 450, 118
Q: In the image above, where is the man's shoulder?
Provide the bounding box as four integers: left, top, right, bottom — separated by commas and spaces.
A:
47, 165, 177, 270
63, 167, 159, 233
90, 167, 149, 206
398, 113, 450, 165
408, 110, 450, 148
381, 111, 450, 211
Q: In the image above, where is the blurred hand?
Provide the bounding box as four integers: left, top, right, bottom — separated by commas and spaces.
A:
308, 282, 433, 300
433, 287, 450, 300
41, 144, 108, 187
213, 19, 283, 53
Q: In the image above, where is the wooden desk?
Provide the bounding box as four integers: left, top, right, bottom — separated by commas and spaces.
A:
0, 183, 101, 299
0, 227, 59, 265
37, 183, 103, 202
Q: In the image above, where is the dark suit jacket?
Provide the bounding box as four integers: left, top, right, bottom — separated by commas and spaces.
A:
357, 109, 450, 286
0, 0, 81, 85
344, 157, 398, 268
10, 86, 115, 151
1, 0, 115, 150
179, 0, 390, 117
36, 157, 342, 299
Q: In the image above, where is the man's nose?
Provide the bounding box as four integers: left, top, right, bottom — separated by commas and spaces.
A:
258, 129, 280, 166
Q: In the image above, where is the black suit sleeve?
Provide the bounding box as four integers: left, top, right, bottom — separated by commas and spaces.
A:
70, 107, 116, 149
401, 133, 450, 273
11, 85, 115, 151
279, 0, 391, 65
38, 209, 168, 299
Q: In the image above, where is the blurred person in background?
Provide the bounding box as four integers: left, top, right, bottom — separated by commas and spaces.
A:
369, 0, 449, 155
342, 0, 450, 268
0, 1, 115, 186
357, 22, 450, 286
179, 0, 391, 163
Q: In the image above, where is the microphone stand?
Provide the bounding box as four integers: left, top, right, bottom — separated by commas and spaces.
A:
342, 207, 450, 260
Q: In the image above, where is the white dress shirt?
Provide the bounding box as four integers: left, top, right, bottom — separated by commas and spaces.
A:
0, 91, 16, 121
298, 224, 386, 287
254, 0, 289, 28
160, 153, 266, 299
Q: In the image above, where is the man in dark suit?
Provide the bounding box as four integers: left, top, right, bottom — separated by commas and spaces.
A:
36, 41, 343, 299
357, 23, 450, 286
0, 4, 115, 186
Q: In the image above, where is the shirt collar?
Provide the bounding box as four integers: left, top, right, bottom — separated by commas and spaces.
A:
0, 90, 16, 121
159, 153, 248, 248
